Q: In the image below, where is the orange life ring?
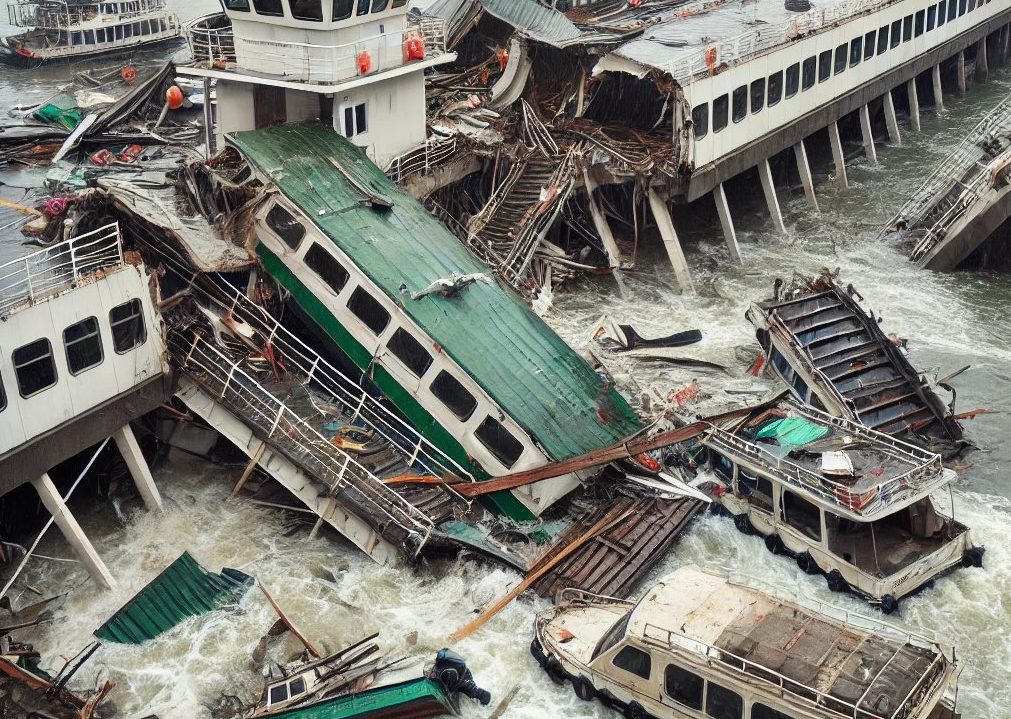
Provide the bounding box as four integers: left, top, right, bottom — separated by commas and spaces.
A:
404, 35, 424, 61
120, 65, 137, 83
357, 50, 372, 75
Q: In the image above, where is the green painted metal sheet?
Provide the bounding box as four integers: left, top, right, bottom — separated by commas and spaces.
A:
95, 552, 251, 644
228, 123, 643, 464
266, 678, 451, 719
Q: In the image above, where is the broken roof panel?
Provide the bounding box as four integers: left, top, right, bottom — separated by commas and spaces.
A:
479, 0, 585, 46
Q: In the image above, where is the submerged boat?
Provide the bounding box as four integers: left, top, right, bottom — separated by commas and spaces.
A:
746, 271, 966, 455
696, 400, 982, 611
532, 565, 962, 719
2, 0, 180, 63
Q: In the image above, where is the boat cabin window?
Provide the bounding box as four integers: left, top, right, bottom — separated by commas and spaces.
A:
863, 30, 875, 60
926, 5, 936, 30
371, 0, 388, 11
290, 0, 321, 19
849, 37, 861, 67
392, 0, 407, 6
592, 614, 629, 660
738, 468, 773, 513
712, 94, 728, 132
833, 44, 846, 75
475, 416, 524, 469
712, 453, 734, 482
224, 0, 250, 11
692, 103, 708, 139
13, 339, 57, 398
252, 0, 284, 16
268, 683, 287, 705
333, 0, 352, 19
902, 15, 912, 42
784, 64, 798, 97
957, 0, 966, 15
341, 103, 368, 138
731, 85, 746, 123
346, 287, 390, 335
110, 299, 147, 354
801, 57, 815, 90
938, 0, 948, 24
0, 372, 6, 412
357, 0, 369, 15
947, 0, 957, 21
266, 204, 305, 250
749, 79, 764, 114
611, 645, 651, 680
289, 677, 306, 696
751, 705, 795, 719
706, 681, 742, 719
430, 371, 477, 421
767, 71, 782, 106
387, 328, 433, 378
664, 665, 703, 710
781, 489, 822, 541
817, 50, 831, 82
63, 317, 103, 375
890, 20, 901, 48
304, 243, 349, 295
914, 9, 925, 36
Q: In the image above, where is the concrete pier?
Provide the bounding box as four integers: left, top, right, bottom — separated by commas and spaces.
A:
932, 64, 943, 112
957, 51, 967, 93
112, 424, 163, 512
793, 140, 819, 211
884, 91, 901, 144
977, 37, 988, 81
859, 104, 878, 165
828, 120, 848, 189
32, 474, 116, 590
647, 189, 695, 294
906, 79, 920, 132
758, 159, 786, 233
713, 183, 743, 263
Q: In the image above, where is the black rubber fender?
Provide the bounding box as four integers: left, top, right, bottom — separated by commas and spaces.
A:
796, 551, 820, 575
880, 594, 899, 615
764, 533, 786, 555
624, 700, 652, 719
734, 513, 756, 535
573, 675, 596, 701
529, 638, 547, 667
544, 655, 567, 685
962, 546, 985, 568
825, 569, 849, 593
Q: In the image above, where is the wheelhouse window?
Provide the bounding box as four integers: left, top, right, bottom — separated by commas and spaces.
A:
430, 371, 477, 421
750, 78, 765, 114
475, 415, 524, 469
692, 103, 709, 139
341, 103, 368, 137
914, 10, 925, 36
731, 85, 747, 123
849, 37, 861, 66
948, 0, 958, 21
63, 317, 103, 375
356, 0, 369, 15
801, 57, 816, 90
13, 339, 57, 398
877, 25, 889, 53
268, 684, 287, 705
304, 243, 349, 295
333, 0, 352, 18
818, 50, 832, 82
713, 94, 729, 132
832, 44, 846, 74
664, 665, 703, 709
387, 328, 433, 378
392, 0, 407, 6
290, 0, 322, 20
612, 646, 651, 680
863, 30, 875, 59
346, 287, 390, 335
784, 64, 799, 98
252, 0, 283, 16
767, 70, 783, 106
781, 489, 822, 541
752, 704, 794, 719
110, 299, 146, 354
289, 677, 306, 696
266, 204, 305, 250
705, 682, 743, 719
371, 0, 388, 10
222, 0, 249, 9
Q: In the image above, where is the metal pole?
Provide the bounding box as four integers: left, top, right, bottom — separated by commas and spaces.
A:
202, 77, 214, 159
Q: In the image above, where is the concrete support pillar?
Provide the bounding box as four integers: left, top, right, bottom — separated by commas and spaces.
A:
112, 424, 163, 512
932, 64, 943, 113
906, 79, 920, 132
1002, 25, 1010, 64
758, 159, 786, 234
828, 120, 848, 189
883, 91, 901, 144
713, 183, 743, 264
859, 104, 878, 165
793, 140, 820, 211
582, 170, 627, 294
647, 188, 694, 294
32, 474, 116, 590
976, 37, 988, 81
956, 51, 967, 93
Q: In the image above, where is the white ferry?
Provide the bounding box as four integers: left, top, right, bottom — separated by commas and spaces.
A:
533, 565, 962, 719
2, 0, 180, 63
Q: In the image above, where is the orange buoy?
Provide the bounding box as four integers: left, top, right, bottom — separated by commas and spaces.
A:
165, 85, 184, 110
120, 65, 137, 83
357, 50, 372, 75
704, 46, 718, 73
496, 48, 509, 71
404, 35, 424, 61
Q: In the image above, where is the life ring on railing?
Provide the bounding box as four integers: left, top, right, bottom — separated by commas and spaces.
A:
404, 35, 424, 61
120, 65, 137, 83
357, 50, 372, 75
704, 46, 717, 73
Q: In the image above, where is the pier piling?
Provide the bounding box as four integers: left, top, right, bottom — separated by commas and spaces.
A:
793, 140, 819, 211
932, 65, 943, 112
957, 51, 967, 93
906, 79, 921, 132
647, 189, 695, 294
113, 424, 163, 512
977, 37, 989, 81
828, 121, 848, 188
884, 91, 902, 144
859, 105, 878, 165
759, 158, 786, 234
714, 183, 743, 264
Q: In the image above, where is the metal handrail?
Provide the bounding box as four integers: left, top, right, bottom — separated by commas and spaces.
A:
185, 13, 234, 63
384, 136, 459, 184
0, 223, 123, 317
7, 0, 169, 28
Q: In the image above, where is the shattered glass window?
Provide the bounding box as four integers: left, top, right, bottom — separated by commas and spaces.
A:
251, 0, 283, 16
333, 0, 352, 19
475, 416, 524, 469
801, 57, 815, 90
731, 85, 747, 123
13, 338, 57, 398
110, 299, 147, 354
290, 0, 322, 20
691, 103, 708, 139
266, 204, 305, 250
346, 287, 390, 335
63, 317, 103, 375
833, 44, 846, 74
304, 243, 350, 295
705, 682, 742, 719
863, 31, 875, 59
750, 78, 764, 114
430, 371, 477, 421
877, 25, 889, 54
612, 645, 651, 680
817, 51, 832, 82
849, 38, 861, 66
387, 328, 433, 378
784, 64, 799, 97
664, 665, 702, 709
712, 94, 728, 132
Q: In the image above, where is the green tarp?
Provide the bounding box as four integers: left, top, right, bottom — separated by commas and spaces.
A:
33, 102, 82, 131
95, 552, 251, 644
755, 417, 830, 446
268, 678, 450, 719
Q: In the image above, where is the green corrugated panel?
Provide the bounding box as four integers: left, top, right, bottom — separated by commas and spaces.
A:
95, 552, 251, 644
228, 124, 644, 463
267, 678, 450, 719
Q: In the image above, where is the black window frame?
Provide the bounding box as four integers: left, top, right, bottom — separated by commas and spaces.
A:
289, 0, 322, 20
109, 298, 147, 354
304, 242, 350, 296
801, 56, 816, 90
474, 415, 524, 469
251, 0, 283, 16
63, 316, 103, 376
333, 0, 352, 19
750, 78, 765, 114
346, 287, 390, 336
863, 30, 875, 59
834, 43, 847, 74
611, 645, 651, 680
938, 0, 947, 25
849, 37, 862, 67
902, 15, 913, 42
266, 203, 306, 250
784, 64, 798, 98
731, 85, 747, 123
890, 20, 901, 47
781, 489, 823, 541
387, 328, 433, 378
692, 103, 709, 139
877, 25, 889, 54
926, 5, 936, 30
13, 338, 57, 398
818, 50, 832, 82
430, 370, 477, 422
223, 0, 250, 11
664, 664, 703, 710
914, 9, 925, 36
705, 681, 743, 719
713, 94, 729, 132
767, 70, 783, 106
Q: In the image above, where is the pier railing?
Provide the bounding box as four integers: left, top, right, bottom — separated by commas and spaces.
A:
0, 223, 123, 318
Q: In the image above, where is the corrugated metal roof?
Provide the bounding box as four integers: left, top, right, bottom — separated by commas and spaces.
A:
227, 124, 643, 463
95, 553, 251, 644
479, 0, 585, 47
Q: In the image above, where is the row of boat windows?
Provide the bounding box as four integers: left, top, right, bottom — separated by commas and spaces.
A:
611, 647, 796, 719
692, 0, 992, 138
223, 0, 407, 22
0, 299, 146, 412
64, 18, 171, 45
267, 205, 526, 469
267, 676, 306, 705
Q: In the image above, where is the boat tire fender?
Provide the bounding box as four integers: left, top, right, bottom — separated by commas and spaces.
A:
962, 546, 985, 568
825, 569, 849, 593
879, 594, 899, 615
544, 655, 567, 685
734, 513, 756, 535
573, 675, 596, 701
764, 533, 786, 555
530, 638, 548, 667
624, 700, 653, 719
796, 552, 820, 575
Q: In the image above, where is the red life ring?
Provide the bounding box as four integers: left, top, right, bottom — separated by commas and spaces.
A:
357, 50, 372, 75
404, 35, 424, 61
15, 47, 33, 58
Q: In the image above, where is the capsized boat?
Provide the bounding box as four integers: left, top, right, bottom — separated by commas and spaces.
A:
532, 565, 962, 719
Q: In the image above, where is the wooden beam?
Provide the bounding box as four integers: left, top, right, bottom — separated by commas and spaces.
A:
258, 581, 323, 658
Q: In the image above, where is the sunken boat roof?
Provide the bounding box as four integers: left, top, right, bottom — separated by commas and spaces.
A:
227, 123, 643, 462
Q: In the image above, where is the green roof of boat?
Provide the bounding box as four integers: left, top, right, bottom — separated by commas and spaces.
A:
227, 123, 643, 462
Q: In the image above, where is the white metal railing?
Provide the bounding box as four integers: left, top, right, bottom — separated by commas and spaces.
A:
0, 223, 123, 317
174, 329, 436, 550
7, 0, 167, 29
185, 12, 234, 63
384, 135, 459, 184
